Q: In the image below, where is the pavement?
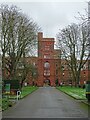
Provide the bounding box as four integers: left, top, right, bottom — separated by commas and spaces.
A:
2, 87, 88, 118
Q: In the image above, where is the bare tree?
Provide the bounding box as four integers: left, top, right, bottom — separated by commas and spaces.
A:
57, 22, 89, 86
0, 4, 39, 80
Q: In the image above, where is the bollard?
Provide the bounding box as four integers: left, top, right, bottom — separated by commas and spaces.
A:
17, 91, 21, 101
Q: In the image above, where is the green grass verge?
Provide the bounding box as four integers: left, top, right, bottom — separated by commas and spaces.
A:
56, 86, 87, 100
8, 86, 38, 99
21, 86, 38, 98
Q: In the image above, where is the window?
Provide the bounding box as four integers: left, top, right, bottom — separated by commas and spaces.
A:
33, 62, 36, 66
44, 62, 50, 69
56, 64, 57, 67
44, 55, 50, 59
44, 55, 47, 59
89, 64, 90, 70
56, 69, 58, 75
45, 45, 50, 51
83, 64, 87, 70
44, 70, 50, 76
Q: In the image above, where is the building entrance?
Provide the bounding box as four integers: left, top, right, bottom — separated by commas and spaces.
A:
44, 79, 50, 86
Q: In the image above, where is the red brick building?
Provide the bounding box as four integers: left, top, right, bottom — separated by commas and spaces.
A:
3, 32, 90, 87
60, 59, 90, 86
26, 32, 90, 87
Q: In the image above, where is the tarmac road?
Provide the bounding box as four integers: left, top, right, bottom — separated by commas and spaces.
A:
2, 87, 88, 118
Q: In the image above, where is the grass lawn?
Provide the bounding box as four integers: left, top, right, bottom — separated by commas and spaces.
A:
56, 86, 87, 100
21, 86, 38, 98
8, 86, 38, 99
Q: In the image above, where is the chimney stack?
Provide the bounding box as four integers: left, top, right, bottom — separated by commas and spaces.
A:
38, 32, 43, 41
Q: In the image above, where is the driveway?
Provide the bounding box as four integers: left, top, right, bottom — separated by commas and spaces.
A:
2, 87, 88, 118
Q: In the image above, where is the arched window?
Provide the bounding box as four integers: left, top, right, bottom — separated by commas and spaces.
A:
44, 61, 50, 69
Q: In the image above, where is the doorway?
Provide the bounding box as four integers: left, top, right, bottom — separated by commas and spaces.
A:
44, 79, 50, 86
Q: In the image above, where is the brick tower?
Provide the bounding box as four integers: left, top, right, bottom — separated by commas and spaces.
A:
37, 32, 61, 86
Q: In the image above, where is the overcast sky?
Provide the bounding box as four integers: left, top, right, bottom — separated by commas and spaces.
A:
0, 0, 89, 38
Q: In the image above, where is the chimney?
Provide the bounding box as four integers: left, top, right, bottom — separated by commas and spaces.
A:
38, 32, 43, 41
38, 32, 43, 57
